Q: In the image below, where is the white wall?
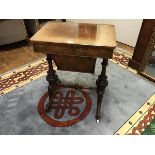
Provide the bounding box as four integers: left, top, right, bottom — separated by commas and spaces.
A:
68, 19, 143, 47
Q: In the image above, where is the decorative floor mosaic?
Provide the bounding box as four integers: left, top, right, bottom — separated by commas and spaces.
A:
0, 48, 155, 134
38, 86, 92, 127
115, 93, 155, 135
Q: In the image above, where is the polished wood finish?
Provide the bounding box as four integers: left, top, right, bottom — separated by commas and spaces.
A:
32, 42, 114, 59
117, 41, 134, 55
129, 20, 155, 72
31, 22, 116, 74
0, 45, 44, 74
31, 22, 116, 47
30, 22, 116, 59
30, 22, 116, 121
54, 55, 96, 73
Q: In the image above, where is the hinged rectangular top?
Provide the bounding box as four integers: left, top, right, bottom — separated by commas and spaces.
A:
30, 22, 117, 48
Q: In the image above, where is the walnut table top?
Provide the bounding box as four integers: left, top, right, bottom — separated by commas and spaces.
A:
30, 22, 116, 59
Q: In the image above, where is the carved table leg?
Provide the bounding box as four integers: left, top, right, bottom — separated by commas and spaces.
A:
45, 54, 58, 112
96, 58, 108, 122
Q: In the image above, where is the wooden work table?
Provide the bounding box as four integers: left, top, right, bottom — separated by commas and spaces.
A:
30, 22, 116, 122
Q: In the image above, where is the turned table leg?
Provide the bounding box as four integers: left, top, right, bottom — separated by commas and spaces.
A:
45, 54, 58, 112
96, 58, 108, 122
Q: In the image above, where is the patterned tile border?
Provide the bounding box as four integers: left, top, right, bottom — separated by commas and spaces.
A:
114, 93, 155, 135
0, 58, 53, 96
112, 49, 136, 74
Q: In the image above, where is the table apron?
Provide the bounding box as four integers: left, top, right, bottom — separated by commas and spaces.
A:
32, 43, 114, 59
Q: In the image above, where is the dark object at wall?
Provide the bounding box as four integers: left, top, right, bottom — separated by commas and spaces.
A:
128, 19, 155, 72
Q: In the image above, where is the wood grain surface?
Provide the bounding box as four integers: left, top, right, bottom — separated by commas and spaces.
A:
30, 22, 116, 48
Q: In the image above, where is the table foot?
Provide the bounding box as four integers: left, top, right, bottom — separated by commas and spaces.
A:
96, 119, 100, 123
95, 58, 108, 122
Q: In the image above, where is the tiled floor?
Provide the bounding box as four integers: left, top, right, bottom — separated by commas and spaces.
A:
0, 45, 44, 74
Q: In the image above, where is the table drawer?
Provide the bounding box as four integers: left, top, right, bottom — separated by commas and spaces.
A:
54, 55, 96, 73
